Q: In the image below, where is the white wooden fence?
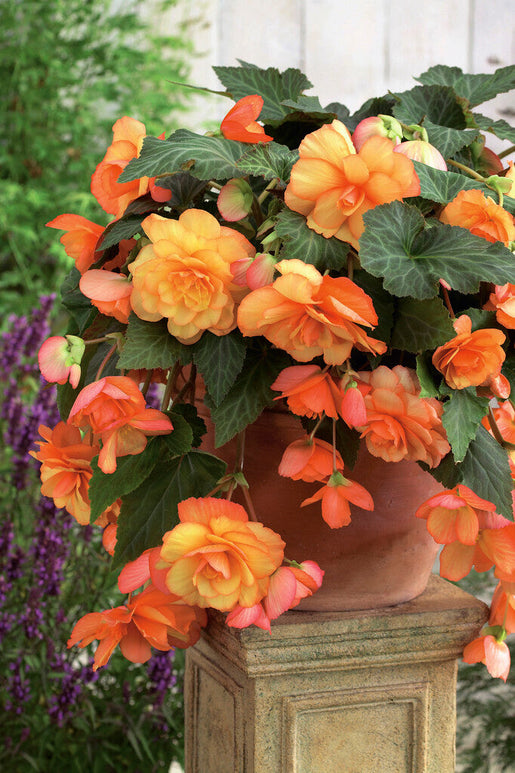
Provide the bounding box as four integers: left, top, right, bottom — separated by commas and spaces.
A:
150, 0, 515, 148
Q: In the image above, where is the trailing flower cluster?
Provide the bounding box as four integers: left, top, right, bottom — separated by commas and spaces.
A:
33, 62, 515, 680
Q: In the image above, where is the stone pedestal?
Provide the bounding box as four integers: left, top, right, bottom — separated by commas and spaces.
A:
185, 576, 488, 773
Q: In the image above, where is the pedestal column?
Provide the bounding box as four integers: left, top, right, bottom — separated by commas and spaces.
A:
185, 576, 488, 773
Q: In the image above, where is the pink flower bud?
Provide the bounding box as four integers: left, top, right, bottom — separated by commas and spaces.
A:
217, 178, 254, 221
246, 253, 277, 289
394, 140, 447, 171
352, 115, 402, 151
38, 335, 85, 388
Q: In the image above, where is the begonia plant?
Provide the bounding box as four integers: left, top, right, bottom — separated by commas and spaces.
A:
34, 61, 515, 680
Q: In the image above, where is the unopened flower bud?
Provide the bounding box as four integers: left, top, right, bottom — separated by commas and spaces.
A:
217, 178, 254, 221
394, 140, 447, 170
352, 115, 402, 151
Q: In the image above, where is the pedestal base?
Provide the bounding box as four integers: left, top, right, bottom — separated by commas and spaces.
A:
185, 576, 488, 773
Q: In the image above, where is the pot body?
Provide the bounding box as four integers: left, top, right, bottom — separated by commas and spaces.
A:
202, 408, 441, 612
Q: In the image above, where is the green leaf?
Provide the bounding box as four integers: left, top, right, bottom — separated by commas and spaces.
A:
391, 296, 455, 352
99, 215, 145, 250
117, 314, 192, 370
416, 353, 441, 398
442, 388, 489, 463
423, 120, 479, 158
60, 267, 96, 332
360, 202, 515, 299
416, 64, 515, 107
472, 112, 515, 143
276, 209, 349, 271
421, 452, 462, 489
236, 142, 298, 183
213, 62, 312, 124
412, 161, 515, 214
393, 84, 466, 128
171, 403, 207, 447
281, 96, 336, 121
112, 451, 227, 568
192, 330, 247, 406
210, 347, 291, 446
352, 270, 395, 345
458, 426, 514, 518
160, 410, 195, 456
152, 172, 207, 207
347, 96, 398, 132
119, 132, 248, 183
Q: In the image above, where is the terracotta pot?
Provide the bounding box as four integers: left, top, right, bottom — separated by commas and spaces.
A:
201, 407, 441, 612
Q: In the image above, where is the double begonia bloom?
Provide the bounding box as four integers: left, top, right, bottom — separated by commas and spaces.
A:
278, 436, 344, 483
226, 560, 324, 632
38, 334, 85, 389
284, 120, 420, 249
301, 470, 374, 529
220, 95, 273, 143
79, 270, 133, 324
356, 365, 450, 467
439, 188, 515, 246
415, 485, 496, 546
271, 365, 343, 419
432, 315, 506, 390
46, 214, 104, 274
485, 283, 515, 329
462, 634, 511, 682
129, 209, 255, 344
158, 497, 285, 611
237, 259, 387, 364
67, 376, 173, 473
30, 422, 99, 525
67, 584, 207, 670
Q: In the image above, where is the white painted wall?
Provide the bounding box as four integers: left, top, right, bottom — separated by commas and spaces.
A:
151, 0, 515, 148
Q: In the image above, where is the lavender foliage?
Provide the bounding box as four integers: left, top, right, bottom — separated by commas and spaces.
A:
0, 299, 185, 771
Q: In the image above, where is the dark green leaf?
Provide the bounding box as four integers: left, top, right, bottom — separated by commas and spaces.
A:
416, 64, 515, 107
213, 62, 312, 124
152, 172, 207, 207
421, 452, 462, 489
210, 348, 291, 446
119, 132, 247, 183
192, 330, 247, 406
462, 308, 497, 331
117, 314, 192, 370
393, 84, 466, 128
472, 112, 515, 143
458, 426, 514, 518
60, 267, 97, 331
360, 202, 515, 299
423, 120, 479, 157
112, 451, 227, 568
324, 101, 351, 123
276, 208, 349, 271
159, 410, 194, 456
99, 215, 145, 249
442, 388, 489, 463
236, 142, 298, 183
171, 403, 207, 447
391, 296, 455, 352
347, 96, 398, 132
416, 353, 441, 398
281, 96, 336, 121
352, 270, 395, 345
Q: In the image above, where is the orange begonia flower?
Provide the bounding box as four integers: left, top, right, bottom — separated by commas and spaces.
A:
79, 270, 133, 324
301, 470, 374, 529
439, 516, 515, 582
489, 582, 515, 634
439, 188, 515, 246
220, 95, 273, 143
415, 485, 496, 545
46, 214, 104, 274
356, 365, 450, 467
271, 365, 342, 419
67, 584, 207, 670
284, 120, 420, 249
68, 376, 173, 474
129, 209, 255, 344
237, 259, 387, 364
158, 497, 285, 612
463, 634, 511, 682
485, 283, 515, 329
38, 335, 85, 389
278, 436, 343, 483
432, 314, 506, 391
30, 422, 99, 525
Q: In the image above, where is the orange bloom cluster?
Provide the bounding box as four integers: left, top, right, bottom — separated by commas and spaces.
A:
68, 584, 207, 670
220, 95, 273, 143
30, 422, 98, 525
68, 376, 173, 473
158, 498, 285, 611
237, 259, 386, 364
432, 315, 506, 391
485, 283, 515, 329
439, 188, 515, 246
284, 120, 420, 249
356, 365, 450, 467
129, 209, 255, 344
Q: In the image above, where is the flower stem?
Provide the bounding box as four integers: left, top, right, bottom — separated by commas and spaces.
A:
446, 158, 486, 182
161, 363, 181, 411
441, 286, 455, 318
498, 144, 515, 160
94, 343, 117, 380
